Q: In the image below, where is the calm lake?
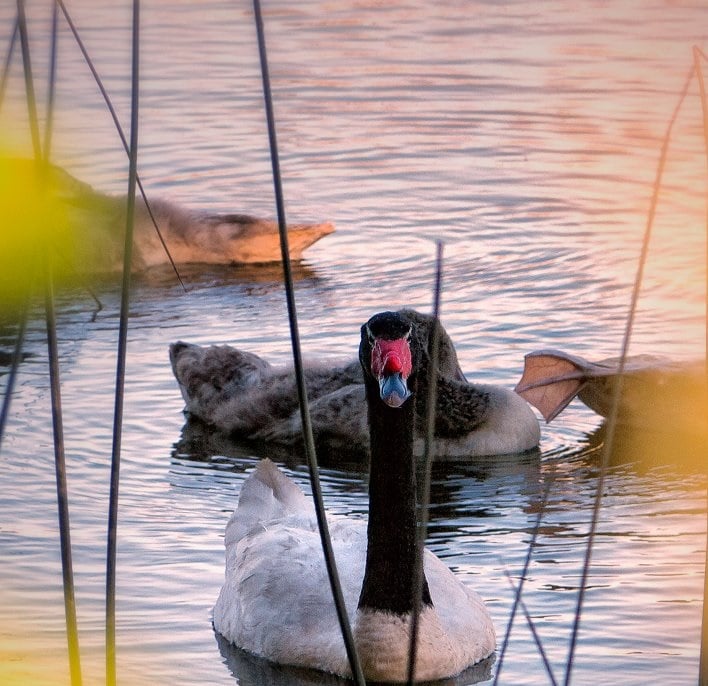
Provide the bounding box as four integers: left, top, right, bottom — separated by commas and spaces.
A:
1, 1, 706, 684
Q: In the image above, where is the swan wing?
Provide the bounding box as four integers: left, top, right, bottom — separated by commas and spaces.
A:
214, 460, 366, 676
252, 384, 368, 452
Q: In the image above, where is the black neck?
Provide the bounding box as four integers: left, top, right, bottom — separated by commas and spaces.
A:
358, 378, 433, 615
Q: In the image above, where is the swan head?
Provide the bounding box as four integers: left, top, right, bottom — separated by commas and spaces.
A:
361, 311, 414, 408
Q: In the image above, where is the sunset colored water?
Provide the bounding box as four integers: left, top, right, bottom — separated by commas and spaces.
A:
0, 1, 706, 684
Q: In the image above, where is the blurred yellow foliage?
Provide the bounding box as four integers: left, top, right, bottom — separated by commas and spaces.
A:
0, 155, 76, 308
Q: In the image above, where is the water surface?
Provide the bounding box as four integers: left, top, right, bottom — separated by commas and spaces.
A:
0, 1, 706, 685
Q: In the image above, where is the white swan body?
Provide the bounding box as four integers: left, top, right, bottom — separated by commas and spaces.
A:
213, 459, 495, 681
213, 311, 497, 681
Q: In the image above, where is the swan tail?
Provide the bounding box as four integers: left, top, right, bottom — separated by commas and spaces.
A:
169, 341, 271, 422
245, 459, 307, 510
224, 459, 308, 548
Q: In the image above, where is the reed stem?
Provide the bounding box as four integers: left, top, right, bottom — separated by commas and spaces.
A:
16, 1, 84, 682
43, 1, 58, 164
563, 62, 696, 686
0, 14, 18, 110
45, 263, 83, 686
494, 474, 554, 685
16, 0, 40, 159
106, 2, 140, 684
503, 570, 558, 686
251, 1, 365, 683
406, 241, 443, 686
691, 44, 708, 686
0, 303, 28, 452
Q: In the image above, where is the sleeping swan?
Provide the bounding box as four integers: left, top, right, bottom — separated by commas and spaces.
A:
29, 159, 334, 272
170, 309, 540, 458
212, 311, 496, 681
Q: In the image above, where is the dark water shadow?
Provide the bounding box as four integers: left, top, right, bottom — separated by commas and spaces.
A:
132, 260, 325, 293
171, 416, 549, 481
0, 348, 33, 368
172, 416, 369, 474
215, 630, 495, 686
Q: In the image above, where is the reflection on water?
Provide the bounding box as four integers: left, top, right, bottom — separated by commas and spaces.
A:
134, 260, 325, 293
0, 0, 706, 685
584, 420, 708, 476
173, 417, 371, 473
216, 632, 496, 686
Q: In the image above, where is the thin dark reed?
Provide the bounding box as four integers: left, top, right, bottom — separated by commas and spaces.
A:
493, 474, 554, 685
45, 264, 83, 686
0, 14, 18, 109
562, 64, 696, 686
16, 0, 40, 159
43, 12, 82, 680
692, 44, 708, 686
250, 1, 365, 683
55, 0, 186, 293
43, 1, 58, 162
0, 9, 28, 442
502, 570, 558, 686
106, 3, 140, 684
0, 302, 28, 451
406, 241, 444, 686
16, 2, 83, 683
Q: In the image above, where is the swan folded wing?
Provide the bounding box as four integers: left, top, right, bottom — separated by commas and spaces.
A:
215, 469, 366, 675
252, 384, 368, 451
218, 528, 364, 676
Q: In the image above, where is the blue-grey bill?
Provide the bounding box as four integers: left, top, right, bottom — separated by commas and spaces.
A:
379, 372, 411, 408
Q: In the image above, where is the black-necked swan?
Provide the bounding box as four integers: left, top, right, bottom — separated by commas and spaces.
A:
212, 310, 496, 681
169, 309, 540, 458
